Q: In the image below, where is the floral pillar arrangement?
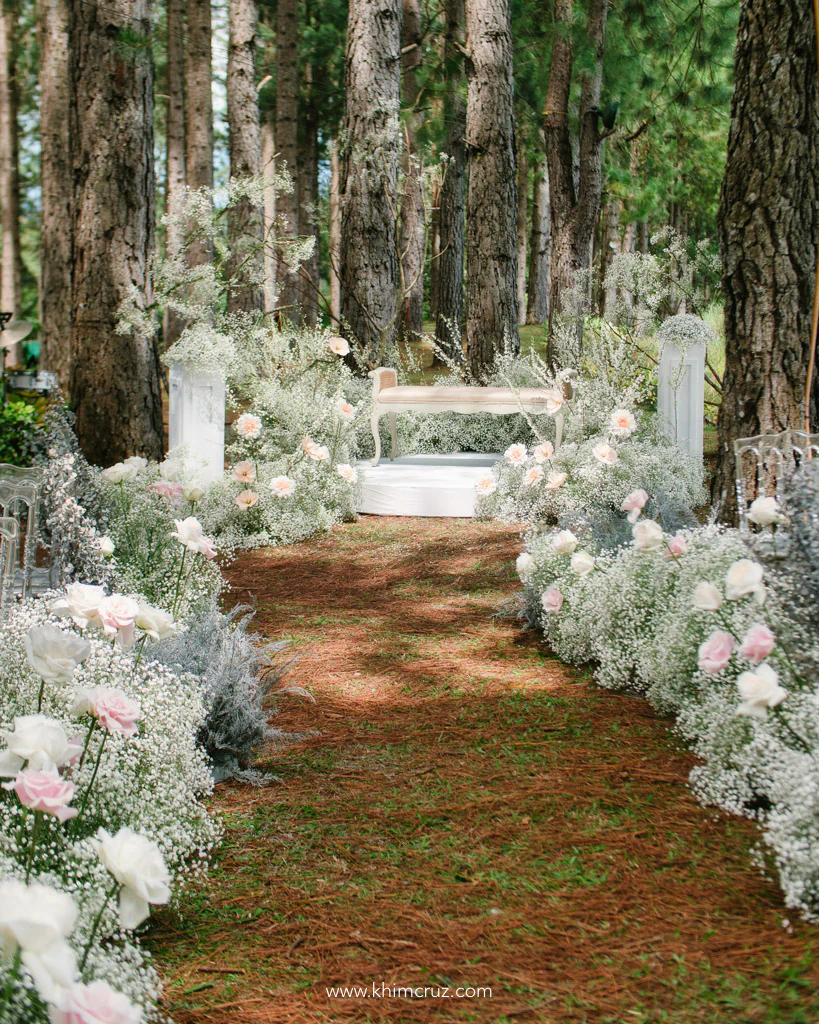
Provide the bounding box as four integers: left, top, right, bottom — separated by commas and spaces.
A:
168, 363, 226, 486
656, 314, 709, 460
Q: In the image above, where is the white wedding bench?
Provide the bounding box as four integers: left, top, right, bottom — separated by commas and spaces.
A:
369, 368, 565, 466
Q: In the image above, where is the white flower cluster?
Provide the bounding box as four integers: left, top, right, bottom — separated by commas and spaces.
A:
475, 413, 705, 531
518, 513, 819, 919
0, 598, 219, 1021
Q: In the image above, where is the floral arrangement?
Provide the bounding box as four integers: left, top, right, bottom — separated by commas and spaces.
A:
517, 484, 819, 919
0, 593, 219, 1021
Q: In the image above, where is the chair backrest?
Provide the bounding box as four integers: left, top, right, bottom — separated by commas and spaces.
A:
734, 430, 819, 532
370, 368, 398, 394
0, 473, 42, 598
0, 464, 43, 484
0, 515, 19, 607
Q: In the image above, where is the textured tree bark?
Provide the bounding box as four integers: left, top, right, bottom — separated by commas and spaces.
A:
601, 193, 620, 317
0, 5, 20, 321
298, 60, 320, 325
464, 0, 518, 376
543, 0, 609, 354
434, 0, 466, 362
340, 0, 401, 362
516, 144, 528, 324
163, 0, 187, 348
329, 139, 341, 323
38, 0, 72, 382
526, 155, 550, 324
185, 0, 213, 270
275, 0, 300, 315
397, 0, 425, 342
261, 118, 277, 312
227, 0, 263, 314
69, 0, 163, 463
713, 0, 819, 516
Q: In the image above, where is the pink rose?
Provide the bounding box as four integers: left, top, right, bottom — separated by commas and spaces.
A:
92, 688, 141, 737
3, 769, 77, 822
541, 586, 564, 613
697, 630, 735, 675
621, 489, 648, 525
664, 535, 688, 559
148, 480, 183, 502
231, 461, 256, 484
50, 979, 143, 1024
739, 623, 775, 665
98, 596, 139, 650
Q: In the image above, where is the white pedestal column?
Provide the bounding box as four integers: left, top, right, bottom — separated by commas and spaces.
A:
168, 364, 225, 485
657, 339, 705, 459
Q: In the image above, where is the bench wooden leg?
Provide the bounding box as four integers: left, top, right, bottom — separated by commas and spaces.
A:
389, 413, 397, 461
370, 410, 382, 467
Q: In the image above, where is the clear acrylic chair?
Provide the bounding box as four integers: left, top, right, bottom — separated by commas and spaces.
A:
734, 430, 819, 534
0, 470, 43, 599
0, 515, 19, 607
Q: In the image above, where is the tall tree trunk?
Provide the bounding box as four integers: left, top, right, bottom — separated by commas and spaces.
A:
601, 193, 620, 318
275, 0, 299, 316
0, 3, 20, 322
712, 0, 819, 516
185, 0, 213, 269
434, 0, 466, 362
543, 0, 609, 355
464, 0, 518, 376
340, 0, 401, 362
526, 153, 550, 324
516, 143, 528, 324
70, 0, 163, 464
261, 117, 277, 312
38, 0, 72, 382
163, 0, 187, 348
329, 138, 341, 323
397, 0, 425, 342
427, 174, 441, 325
226, 0, 263, 314
298, 58, 320, 325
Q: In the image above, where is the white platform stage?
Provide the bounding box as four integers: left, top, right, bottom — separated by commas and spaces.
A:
356, 453, 500, 518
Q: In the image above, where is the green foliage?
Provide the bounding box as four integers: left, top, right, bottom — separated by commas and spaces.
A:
0, 394, 41, 465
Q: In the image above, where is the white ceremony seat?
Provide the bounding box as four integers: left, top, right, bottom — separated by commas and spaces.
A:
368, 368, 565, 466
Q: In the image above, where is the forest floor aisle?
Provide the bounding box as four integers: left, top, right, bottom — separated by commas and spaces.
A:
150, 518, 819, 1024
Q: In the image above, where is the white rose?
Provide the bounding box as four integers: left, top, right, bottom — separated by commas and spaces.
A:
336, 463, 358, 484
0, 715, 83, 776
632, 519, 664, 551
516, 552, 535, 580
592, 441, 618, 466
98, 536, 115, 558
545, 471, 567, 490
609, 409, 637, 438
0, 880, 76, 952
122, 456, 148, 472
570, 551, 596, 577
475, 474, 497, 496
95, 827, 172, 930
135, 603, 177, 642
747, 496, 782, 527
159, 458, 182, 482
25, 624, 91, 683
504, 443, 528, 466
170, 516, 205, 552
552, 530, 578, 555
69, 686, 95, 719
692, 581, 723, 611
544, 389, 564, 416
101, 463, 136, 485
0, 881, 77, 1005
328, 336, 350, 357
725, 559, 766, 604
51, 583, 106, 630
181, 482, 205, 502
736, 663, 787, 720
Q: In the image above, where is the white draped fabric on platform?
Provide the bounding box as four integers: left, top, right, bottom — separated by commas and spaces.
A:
356, 453, 501, 518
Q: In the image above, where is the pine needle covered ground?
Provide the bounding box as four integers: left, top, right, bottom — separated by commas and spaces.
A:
150, 518, 819, 1024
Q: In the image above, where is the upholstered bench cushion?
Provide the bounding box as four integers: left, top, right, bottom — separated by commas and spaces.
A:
376, 386, 554, 408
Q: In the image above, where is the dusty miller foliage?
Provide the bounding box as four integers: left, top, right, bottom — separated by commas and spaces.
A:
151, 601, 311, 776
